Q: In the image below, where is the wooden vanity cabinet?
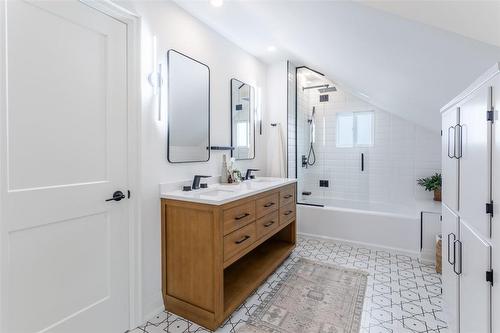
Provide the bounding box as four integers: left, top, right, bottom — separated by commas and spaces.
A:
161, 183, 296, 330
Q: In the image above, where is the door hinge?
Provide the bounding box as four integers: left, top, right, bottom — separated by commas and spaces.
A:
487, 110, 494, 122
486, 270, 494, 286
486, 201, 494, 216
127, 190, 131, 199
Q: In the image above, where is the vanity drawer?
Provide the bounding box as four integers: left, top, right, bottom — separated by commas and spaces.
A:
279, 203, 296, 225
256, 211, 279, 238
223, 201, 256, 235
224, 222, 256, 261
280, 185, 295, 207
255, 193, 279, 218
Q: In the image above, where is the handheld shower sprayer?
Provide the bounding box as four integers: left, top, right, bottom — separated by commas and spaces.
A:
305, 107, 316, 167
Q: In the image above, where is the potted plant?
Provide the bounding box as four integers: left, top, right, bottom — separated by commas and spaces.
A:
417, 173, 442, 201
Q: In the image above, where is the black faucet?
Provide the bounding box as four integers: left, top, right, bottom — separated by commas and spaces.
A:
244, 169, 260, 180
192, 175, 211, 190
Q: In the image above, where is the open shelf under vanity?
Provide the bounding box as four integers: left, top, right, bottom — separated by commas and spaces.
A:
223, 225, 295, 317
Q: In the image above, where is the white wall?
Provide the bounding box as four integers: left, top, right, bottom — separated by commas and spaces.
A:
119, 0, 268, 321
266, 61, 288, 176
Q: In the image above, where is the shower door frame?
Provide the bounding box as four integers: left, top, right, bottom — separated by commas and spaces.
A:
291, 64, 326, 207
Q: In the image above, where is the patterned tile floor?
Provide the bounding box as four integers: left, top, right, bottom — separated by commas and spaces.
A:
130, 235, 448, 333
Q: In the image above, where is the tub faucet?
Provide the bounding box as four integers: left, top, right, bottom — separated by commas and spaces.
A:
192, 175, 211, 190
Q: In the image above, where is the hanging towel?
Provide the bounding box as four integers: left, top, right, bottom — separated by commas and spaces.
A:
268, 123, 286, 178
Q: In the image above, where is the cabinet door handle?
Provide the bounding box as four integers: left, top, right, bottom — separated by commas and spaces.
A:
235, 235, 250, 244
453, 239, 462, 275
447, 233, 456, 265
264, 202, 275, 208
447, 126, 455, 158
283, 194, 293, 199
235, 213, 250, 220
284, 210, 293, 216
454, 124, 462, 159
263, 221, 275, 228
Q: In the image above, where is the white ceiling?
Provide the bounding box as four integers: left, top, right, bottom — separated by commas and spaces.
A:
174, 0, 500, 132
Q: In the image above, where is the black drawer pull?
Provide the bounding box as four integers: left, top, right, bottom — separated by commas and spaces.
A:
263, 202, 275, 208
235, 235, 250, 244
263, 221, 275, 228
235, 213, 250, 220
283, 194, 293, 199
284, 210, 293, 216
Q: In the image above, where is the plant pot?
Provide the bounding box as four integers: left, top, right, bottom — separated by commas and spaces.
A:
433, 189, 442, 202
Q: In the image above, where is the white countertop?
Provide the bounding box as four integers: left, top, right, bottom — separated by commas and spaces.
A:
160, 177, 297, 205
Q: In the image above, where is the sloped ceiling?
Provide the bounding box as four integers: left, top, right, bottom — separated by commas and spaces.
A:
361, 1, 500, 48
174, 0, 500, 132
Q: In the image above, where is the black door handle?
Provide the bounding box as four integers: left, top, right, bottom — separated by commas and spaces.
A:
447, 126, 455, 158
453, 239, 462, 275
447, 233, 456, 265
105, 191, 126, 202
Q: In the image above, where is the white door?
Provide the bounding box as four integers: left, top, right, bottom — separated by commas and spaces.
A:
459, 221, 491, 333
441, 107, 459, 213
1, 1, 130, 332
442, 204, 460, 332
459, 85, 492, 239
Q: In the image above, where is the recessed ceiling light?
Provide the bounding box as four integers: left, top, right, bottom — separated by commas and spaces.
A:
267, 45, 277, 52
210, 0, 223, 7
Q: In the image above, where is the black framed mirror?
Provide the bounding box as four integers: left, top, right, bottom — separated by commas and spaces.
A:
230, 78, 255, 160
167, 49, 210, 163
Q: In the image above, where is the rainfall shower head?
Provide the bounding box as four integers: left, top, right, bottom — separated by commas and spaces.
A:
318, 86, 337, 93
302, 84, 337, 93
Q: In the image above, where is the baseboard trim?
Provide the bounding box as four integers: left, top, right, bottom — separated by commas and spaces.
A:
298, 232, 421, 257
141, 303, 165, 325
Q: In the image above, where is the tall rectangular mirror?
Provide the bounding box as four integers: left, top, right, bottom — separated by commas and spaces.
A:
231, 79, 255, 160
167, 49, 210, 163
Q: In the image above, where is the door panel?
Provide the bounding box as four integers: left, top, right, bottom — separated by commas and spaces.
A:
492, 76, 500, 333
459, 221, 491, 333
7, 0, 108, 191
459, 87, 491, 239
2, 1, 129, 332
441, 107, 459, 212
441, 204, 459, 333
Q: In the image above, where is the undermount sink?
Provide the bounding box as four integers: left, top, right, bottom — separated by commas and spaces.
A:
199, 189, 236, 197
249, 178, 279, 183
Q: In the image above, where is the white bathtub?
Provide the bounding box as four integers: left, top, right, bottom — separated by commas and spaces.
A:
297, 198, 436, 254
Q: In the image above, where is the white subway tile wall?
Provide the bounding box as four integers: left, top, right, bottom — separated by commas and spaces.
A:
294, 84, 441, 205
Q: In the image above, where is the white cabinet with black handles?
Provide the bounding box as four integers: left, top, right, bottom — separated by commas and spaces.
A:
441, 63, 499, 333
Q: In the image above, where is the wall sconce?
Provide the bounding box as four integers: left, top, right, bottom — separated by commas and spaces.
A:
256, 87, 263, 135
148, 36, 163, 121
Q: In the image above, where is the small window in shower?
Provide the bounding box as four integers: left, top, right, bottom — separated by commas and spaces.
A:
336, 111, 374, 147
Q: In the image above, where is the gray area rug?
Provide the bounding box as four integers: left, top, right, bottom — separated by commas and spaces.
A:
237, 258, 368, 333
